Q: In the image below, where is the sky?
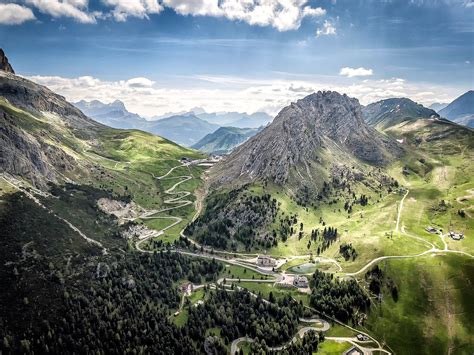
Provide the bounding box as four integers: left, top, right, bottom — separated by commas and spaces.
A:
0, 0, 473, 117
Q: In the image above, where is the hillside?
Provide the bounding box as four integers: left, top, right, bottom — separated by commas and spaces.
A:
439, 90, 474, 128
363, 98, 439, 129
0, 59, 231, 353
0, 71, 202, 190
187, 91, 404, 250
192, 126, 261, 154
185, 90, 474, 354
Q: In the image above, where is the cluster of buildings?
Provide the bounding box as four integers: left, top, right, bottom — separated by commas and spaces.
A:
276, 275, 309, 289
425, 226, 465, 241
256, 255, 276, 267
293, 275, 309, 288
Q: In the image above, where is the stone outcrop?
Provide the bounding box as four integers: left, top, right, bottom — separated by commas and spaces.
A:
0, 49, 14, 74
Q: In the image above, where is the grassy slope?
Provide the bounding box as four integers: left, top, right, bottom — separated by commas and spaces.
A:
0, 98, 206, 237
365, 255, 474, 354
208, 119, 474, 353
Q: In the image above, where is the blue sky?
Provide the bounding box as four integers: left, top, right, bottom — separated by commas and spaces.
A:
0, 0, 473, 116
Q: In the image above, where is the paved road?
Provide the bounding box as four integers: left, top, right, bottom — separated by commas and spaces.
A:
230, 320, 331, 354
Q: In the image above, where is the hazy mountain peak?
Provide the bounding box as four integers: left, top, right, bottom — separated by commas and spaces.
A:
429, 102, 448, 112
111, 99, 126, 110
363, 97, 438, 129
439, 90, 474, 128
0, 48, 15, 74
192, 126, 261, 154
189, 106, 206, 115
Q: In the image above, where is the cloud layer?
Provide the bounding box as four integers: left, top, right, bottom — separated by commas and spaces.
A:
27, 74, 463, 118
1, 0, 326, 30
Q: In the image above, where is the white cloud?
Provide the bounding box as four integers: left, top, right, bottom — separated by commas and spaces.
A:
26, 73, 465, 118
316, 20, 336, 36
339, 67, 374, 78
25, 0, 97, 23
302, 6, 326, 17
102, 0, 163, 21
0, 3, 36, 25
126, 77, 156, 87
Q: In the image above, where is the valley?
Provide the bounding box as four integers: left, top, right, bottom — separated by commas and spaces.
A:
0, 50, 473, 355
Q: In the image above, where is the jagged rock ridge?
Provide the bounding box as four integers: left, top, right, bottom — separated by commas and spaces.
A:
211, 91, 402, 185
0, 72, 99, 131
0, 49, 14, 74
0, 70, 102, 187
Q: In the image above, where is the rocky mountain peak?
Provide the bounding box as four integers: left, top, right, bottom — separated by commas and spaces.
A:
210, 91, 401, 185
0, 49, 15, 74
277, 90, 365, 142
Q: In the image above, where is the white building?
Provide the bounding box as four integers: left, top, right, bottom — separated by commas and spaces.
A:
256, 255, 276, 267
293, 275, 309, 288
449, 231, 464, 240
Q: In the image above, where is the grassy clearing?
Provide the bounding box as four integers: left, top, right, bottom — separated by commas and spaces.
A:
172, 309, 188, 327
189, 289, 205, 304
317, 340, 352, 354
230, 281, 310, 305
220, 264, 269, 280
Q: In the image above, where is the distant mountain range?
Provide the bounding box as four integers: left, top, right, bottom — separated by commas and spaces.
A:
363, 98, 439, 129
192, 126, 262, 154
429, 102, 448, 112
439, 90, 474, 128
148, 114, 220, 147
196, 111, 272, 128
75, 100, 218, 146
75, 100, 147, 129
75, 100, 272, 146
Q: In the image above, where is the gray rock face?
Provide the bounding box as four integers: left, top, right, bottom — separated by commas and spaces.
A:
212, 91, 401, 185
0, 107, 77, 188
0, 71, 100, 132
0, 49, 14, 74
0, 71, 99, 187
